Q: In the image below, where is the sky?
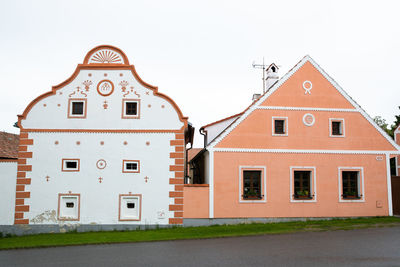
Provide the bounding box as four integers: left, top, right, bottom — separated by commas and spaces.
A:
0, 0, 399, 147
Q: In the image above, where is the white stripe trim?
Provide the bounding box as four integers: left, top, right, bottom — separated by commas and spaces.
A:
213, 148, 400, 155
209, 150, 214, 218
256, 106, 358, 112
386, 153, 393, 216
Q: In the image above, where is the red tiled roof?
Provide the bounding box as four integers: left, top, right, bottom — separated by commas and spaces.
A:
0, 132, 19, 159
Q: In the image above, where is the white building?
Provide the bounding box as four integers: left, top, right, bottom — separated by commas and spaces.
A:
3, 45, 191, 232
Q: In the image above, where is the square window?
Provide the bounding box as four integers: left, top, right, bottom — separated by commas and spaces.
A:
339, 167, 364, 202
272, 117, 288, 136
123, 160, 140, 173
62, 159, 80, 172
119, 194, 141, 221
68, 99, 87, 118
329, 118, 345, 137
290, 167, 316, 202
58, 194, 80, 221
122, 99, 140, 119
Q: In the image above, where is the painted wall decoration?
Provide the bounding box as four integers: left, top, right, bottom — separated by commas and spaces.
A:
97, 80, 114, 97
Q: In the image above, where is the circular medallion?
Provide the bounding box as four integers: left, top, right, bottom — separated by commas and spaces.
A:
96, 159, 107, 169
97, 80, 114, 96
303, 113, 315, 126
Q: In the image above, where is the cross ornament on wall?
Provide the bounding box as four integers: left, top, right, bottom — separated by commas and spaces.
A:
45, 175, 50, 182
98, 177, 103, 183
144, 176, 149, 183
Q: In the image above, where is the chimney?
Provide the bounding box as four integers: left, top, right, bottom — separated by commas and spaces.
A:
252, 93, 261, 101
265, 63, 279, 90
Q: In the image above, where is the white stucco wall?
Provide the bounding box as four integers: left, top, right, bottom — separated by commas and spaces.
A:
0, 161, 17, 225
204, 116, 239, 145
25, 132, 175, 225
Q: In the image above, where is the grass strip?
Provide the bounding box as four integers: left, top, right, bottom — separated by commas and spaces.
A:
1, 216, 399, 250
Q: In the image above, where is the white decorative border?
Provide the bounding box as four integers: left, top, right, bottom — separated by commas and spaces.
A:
212, 148, 400, 155
257, 106, 357, 112
303, 80, 312, 94
290, 166, 317, 203
238, 166, 267, 203
329, 118, 345, 138
303, 113, 315, 127
338, 167, 365, 203
272, 116, 288, 136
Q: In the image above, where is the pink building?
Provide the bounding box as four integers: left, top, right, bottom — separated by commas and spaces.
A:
185, 56, 400, 222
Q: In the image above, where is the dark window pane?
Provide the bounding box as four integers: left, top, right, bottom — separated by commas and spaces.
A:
72, 102, 84, 115
127, 203, 135, 209
126, 102, 137, 115
126, 162, 138, 170
342, 171, 359, 199
66, 202, 74, 208
243, 170, 262, 199
66, 161, 77, 169
274, 120, 285, 134
332, 121, 342, 135
294, 171, 311, 199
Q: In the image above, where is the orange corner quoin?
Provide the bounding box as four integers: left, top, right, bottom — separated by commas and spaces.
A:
185, 55, 400, 222
10, 45, 191, 227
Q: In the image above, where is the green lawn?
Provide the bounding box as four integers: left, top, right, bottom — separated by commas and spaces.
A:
1, 217, 400, 250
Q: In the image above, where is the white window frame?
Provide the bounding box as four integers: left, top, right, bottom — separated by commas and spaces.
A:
58, 194, 80, 221
238, 166, 267, 203
338, 167, 365, 203
122, 160, 140, 173
290, 166, 317, 203
62, 159, 80, 172
272, 116, 288, 136
68, 99, 87, 118
119, 194, 142, 221
122, 99, 140, 119
329, 118, 345, 138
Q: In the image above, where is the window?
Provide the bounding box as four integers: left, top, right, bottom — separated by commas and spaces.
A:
122, 99, 140, 119
329, 118, 345, 137
272, 117, 288, 136
339, 167, 364, 202
58, 194, 80, 221
290, 167, 316, 202
243, 170, 262, 200
122, 160, 140, 173
68, 99, 87, 118
119, 194, 141, 221
294, 171, 312, 199
62, 159, 80, 172
239, 166, 266, 202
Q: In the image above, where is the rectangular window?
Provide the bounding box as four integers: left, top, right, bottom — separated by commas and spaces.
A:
272, 117, 288, 136
122, 99, 140, 119
62, 159, 80, 172
243, 170, 262, 200
119, 194, 141, 221
329, 118, 345, 137
58, 194, 80, 221
294, 171, 312, 199
68, 99, 87, 118
122, 160, 140, 173
342, 171, 360, 199
290, 167, 316, 202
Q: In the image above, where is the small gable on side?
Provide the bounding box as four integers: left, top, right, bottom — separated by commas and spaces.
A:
261, 61, 354, 109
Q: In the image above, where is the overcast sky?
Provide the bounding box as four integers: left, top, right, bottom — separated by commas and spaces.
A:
1, 0, 399, 147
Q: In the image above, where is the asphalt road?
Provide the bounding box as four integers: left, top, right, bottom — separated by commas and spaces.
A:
1, 227, 400, 267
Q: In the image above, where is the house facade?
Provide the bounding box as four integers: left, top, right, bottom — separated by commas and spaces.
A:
5, 45, 190, 229
185, 56, 400, 221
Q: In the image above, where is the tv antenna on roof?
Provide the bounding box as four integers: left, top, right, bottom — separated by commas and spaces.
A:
252, 57, 268, 93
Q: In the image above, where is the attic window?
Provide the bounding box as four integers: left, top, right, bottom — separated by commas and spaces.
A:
68, 99, 87, 118
62, 159, 80, 172
272, 117, 288, 136
271, 66, 276, 72
123, 160, 140, 173
127, 203, 135, 209
122, 99, 140, 119
66, 202, 74, 208
329, 118, 345, 137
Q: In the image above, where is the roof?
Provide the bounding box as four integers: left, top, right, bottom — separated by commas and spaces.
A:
188, 148, 203, 162
0, 132, 19, 159
200, 112, 243, 130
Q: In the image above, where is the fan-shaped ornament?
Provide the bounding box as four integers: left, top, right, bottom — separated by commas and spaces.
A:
88, 49, 123, 64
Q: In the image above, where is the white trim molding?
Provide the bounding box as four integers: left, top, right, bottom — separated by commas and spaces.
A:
386, 153, 393, 216
290, 166, 317, 203
209, 149, 214, 218
272, 116, 288, 136
338, 167, 365, 203
329, 118, 345, 138
213, 148, 400, 155
257, 106, 358, 112
238, 166, 267, 203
